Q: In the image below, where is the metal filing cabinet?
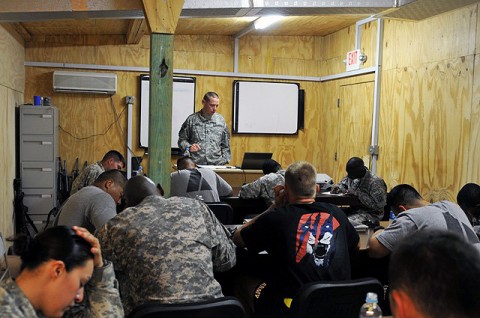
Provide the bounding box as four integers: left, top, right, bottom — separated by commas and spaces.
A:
18, 105, 58, 231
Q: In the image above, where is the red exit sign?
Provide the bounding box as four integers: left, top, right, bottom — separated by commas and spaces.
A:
346, 49, 361, 72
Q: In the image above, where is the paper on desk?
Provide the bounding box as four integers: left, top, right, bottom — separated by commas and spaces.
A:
322, 191, 343, 196
354, 224, 369, 231
198, 165, 237, 170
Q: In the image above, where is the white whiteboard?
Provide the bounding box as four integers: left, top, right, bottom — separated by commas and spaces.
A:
233, 81, 299, 134
140, 76, 195, 149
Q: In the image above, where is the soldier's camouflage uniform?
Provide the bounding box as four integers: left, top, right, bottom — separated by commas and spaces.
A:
97, 195, 236, 315
70, 162, 105, 195
0, 262, 124, 317
178, 111, 231, 165
239, 170, 285, 205
334, 168, 387, 225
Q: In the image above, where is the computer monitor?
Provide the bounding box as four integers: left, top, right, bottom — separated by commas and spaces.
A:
240, 152, 273, 170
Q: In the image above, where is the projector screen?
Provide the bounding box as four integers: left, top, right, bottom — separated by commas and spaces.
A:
233, 81, 299, 134
139, 75, 196, 150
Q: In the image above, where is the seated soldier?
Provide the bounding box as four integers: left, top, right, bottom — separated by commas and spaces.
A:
170, 156, 232, 202
331, 157, 387, 226
233, 161, 359, 317
55, 170, 126, 233
70, 150, 125, 195
389, 230, 480, 318
457, 183, 480, 238
238, 159, 285, 205
368, 184, 480, 258
97, 175, 236, 315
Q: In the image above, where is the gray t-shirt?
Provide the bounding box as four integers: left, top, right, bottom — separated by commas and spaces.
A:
170, 167, 232, 203
54, 185, 117, 233
377, 200, 480, 251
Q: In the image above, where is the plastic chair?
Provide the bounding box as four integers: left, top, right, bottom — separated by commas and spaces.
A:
289, 278, 385, 318
206, 202, 234, 225
0, 232, 10, 282
127, 296, 246, 318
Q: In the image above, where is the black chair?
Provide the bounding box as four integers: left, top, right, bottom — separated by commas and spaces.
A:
206, 202, 234, 225
127, 296, 246, 318
289, 278, 385, 318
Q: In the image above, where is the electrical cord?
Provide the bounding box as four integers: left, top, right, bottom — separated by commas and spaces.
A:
59, 103, 127, 140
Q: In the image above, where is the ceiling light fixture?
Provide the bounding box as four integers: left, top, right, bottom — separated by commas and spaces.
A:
254, 15, 282, 30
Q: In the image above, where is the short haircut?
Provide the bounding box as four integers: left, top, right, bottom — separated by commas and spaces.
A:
102, 150, 126, 167
387, 184, 422, 210
457, 183, 480, 208
124, 175, 159, 208
94, 169, 127, 187
176, 155, 195, 170
203, 92, 219, 102
15, 226, 94, 272
346, 157, 364, 171
262, 159, 281, 175
389, 230, 480, 317
285, 161, 317, 198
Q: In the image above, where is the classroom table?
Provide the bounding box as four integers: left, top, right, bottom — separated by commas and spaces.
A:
315, 192, 362, 206
225, 222, 388, 251
209, 167, 264, 189
221, 192, 363, 224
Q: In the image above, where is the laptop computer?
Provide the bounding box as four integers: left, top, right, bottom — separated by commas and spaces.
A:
240, 152, 273, 170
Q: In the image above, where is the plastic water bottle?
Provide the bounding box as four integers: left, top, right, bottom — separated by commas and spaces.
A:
359, 292, 382, 318
137, 166, 144, 176
183, 147, 190, 156
389, 211, 396, 225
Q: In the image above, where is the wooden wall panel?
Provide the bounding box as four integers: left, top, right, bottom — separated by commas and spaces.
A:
0, 25, 24, 239
0, 87, 13, 239
468, 53, 480, 182
477, 4, 480, 54
383, 5, 477, 70
0, 26, 25, 91
240, 35, 315, 60
378, 57, 474, 202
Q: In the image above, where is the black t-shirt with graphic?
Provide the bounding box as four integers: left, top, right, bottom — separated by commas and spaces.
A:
240, 201, 359, 297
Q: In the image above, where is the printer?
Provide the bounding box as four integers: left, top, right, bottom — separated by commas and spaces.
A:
316, 173, 334, 192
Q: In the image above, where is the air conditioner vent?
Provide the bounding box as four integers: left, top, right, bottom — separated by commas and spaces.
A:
53, 71, 117, 94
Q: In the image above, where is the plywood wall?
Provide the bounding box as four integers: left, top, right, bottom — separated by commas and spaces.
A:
0, 25, 25, 239
378, 4, 478, 201
23, 2, 480, 203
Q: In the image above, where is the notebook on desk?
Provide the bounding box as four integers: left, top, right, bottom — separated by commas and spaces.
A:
240, 152, 273, 170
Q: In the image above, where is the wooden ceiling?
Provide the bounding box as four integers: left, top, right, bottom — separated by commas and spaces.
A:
4, 14, 369, 44
0, 0, 477, 44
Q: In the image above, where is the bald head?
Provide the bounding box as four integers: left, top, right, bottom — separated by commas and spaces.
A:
177, 156, 196, 170
346, 157, 366, 179
124, 175, 160, 208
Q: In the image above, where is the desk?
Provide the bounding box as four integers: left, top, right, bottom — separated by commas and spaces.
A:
315, 193, 361, 206
226, 224, 382, 251
221, 197, 268, 224
213, 168, 263, 189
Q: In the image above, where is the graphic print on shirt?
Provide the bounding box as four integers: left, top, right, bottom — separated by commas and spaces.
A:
295, 212, 340, 267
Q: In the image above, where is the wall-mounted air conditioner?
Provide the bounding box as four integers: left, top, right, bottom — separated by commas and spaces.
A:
53, 71, 117, 94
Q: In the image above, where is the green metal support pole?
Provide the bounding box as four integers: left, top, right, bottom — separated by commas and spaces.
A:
148, 32, 173, 196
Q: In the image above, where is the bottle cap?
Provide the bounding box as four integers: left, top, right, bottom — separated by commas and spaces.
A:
366, 292, 378, 303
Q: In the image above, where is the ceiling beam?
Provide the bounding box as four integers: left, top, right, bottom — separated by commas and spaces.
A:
141, 0, 184, 34
10, 22, 31, 41
126, 19, 146, 44
0, 0, 144, 22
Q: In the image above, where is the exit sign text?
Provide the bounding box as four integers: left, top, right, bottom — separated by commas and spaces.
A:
346, 49, 361, 72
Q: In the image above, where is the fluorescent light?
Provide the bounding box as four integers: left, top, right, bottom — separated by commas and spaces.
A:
254, 15, 282, 30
